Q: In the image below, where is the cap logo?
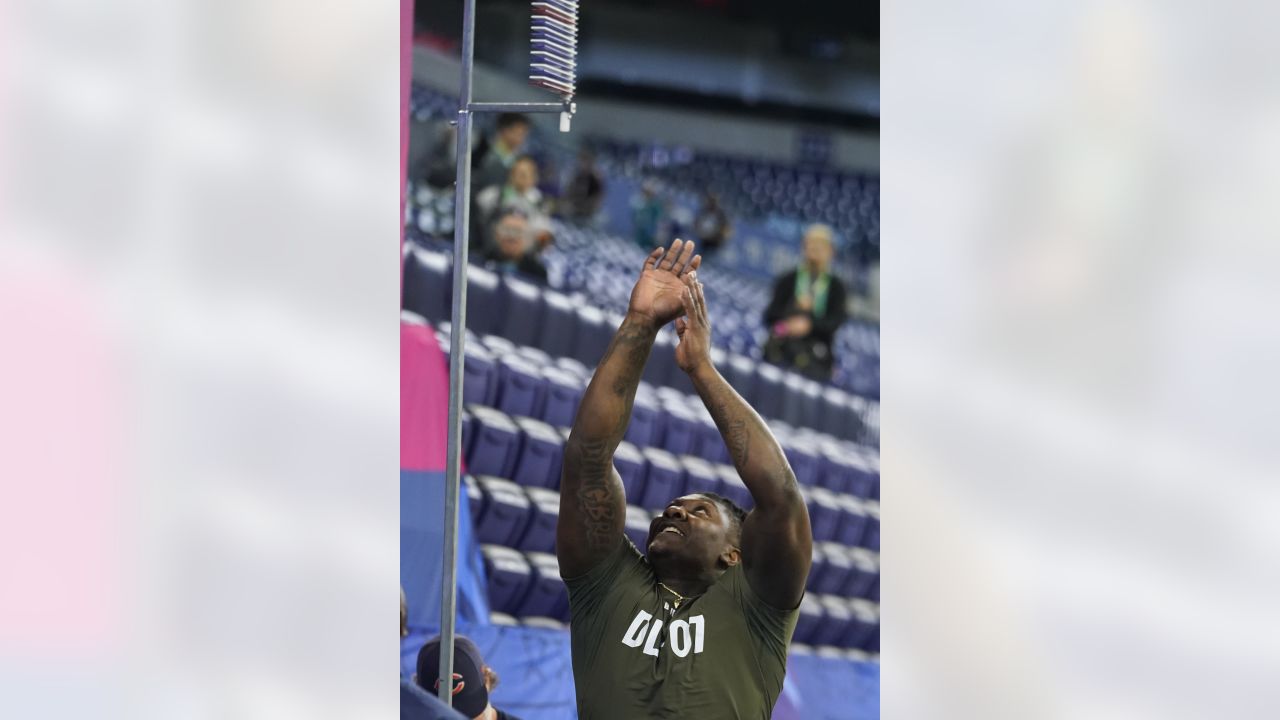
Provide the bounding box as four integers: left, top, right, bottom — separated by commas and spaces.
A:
433, 673, 465, 696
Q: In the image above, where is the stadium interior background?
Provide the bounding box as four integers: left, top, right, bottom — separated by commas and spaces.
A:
401, 1, 880, 717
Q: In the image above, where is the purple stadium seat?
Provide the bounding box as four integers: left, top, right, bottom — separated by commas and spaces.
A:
639, 447, 686, 510
792, 593, 824, 645
806, 542, 828, 592
804, 487, 843, 542
835, 494, 869, 548
689, 409, 728, 464
495, 355, 547, 419
863, 500, 880, 550
818, 596, 855, 647
659, 403, 699, 457
465, 405, 521, 478
814, 542, 854, 596
401, 246, 450, 324
816, 449, 856, 495
613, 441, 648, 506
680, 455, 719, 496
481, 545, 532, 616
844, 452, 876, 499
625, 505, 652, 552
714, 464, 753, 511
461, 343, 497, 407
781, 373, 808, 427
461, 407, 475, 460
862, 453, 880, 500
464, 265, 504, 336
518, 487, 560, 553
521, 552, 569, 621
464, 474, 485, 523
846, 548, 878, 599
724, 354, 758, 401
818, 387, 849, 438
515, 344, 551, 368
540, 289, 578, 357
475, 476, 533, 546
511, 416, 564, 490
571, 305, 612, 367
499, 275, 545, 347
539, 366, 583, 429
784, 439, 821, 488
624, 393, 664, 448
753, 363, 785, 420
847, 600, 879, 651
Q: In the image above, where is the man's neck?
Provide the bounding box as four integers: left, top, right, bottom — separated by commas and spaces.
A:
477, 704, 497, 720
651, 564, 720, 598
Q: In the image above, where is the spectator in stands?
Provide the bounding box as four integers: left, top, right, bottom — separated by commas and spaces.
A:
483, 211, 548, 284
631, 179, 665, 249
558, 149, 606, 223
558, 239, 811, 719
416, 635, 523, 720
475, 156, 554, 251
401, 589, 466, 720
763, 223, 849, 380
693, 191, 731, 254
473, 113, 532, 192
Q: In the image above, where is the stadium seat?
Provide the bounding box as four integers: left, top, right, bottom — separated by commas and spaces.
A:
835, 494, 869, 548
814, 542, 854, 596
793, 593, 824, 645
643, 331, 680, 390
613, 441, 648, 506
465, 405, 521, 478
688, 408, 728, 464
402, 246, 450, 324
781, 373, 809, 427
817, 596, 854, 647
461, 407, 475, 460
639, 447, 686, 510
512, 416, 564, 490
521, 552, 569, 621
475, 476, 533, 547
680, 455, 719, 496
571, 305, 612, 366
724, 354, 758, 401
624, 392, 665, 448
847, 600, 879, 651
714, 464, 753, 511
862, 453, 881, 500
806, 542, 828, 592
790, 643, 813, 656
494, 355, 547, 419
459, 343, 497, 407
659, 403, 699, 457
818, 387, 850, 437
482, 333, 516, 358
540, 289, 579, 356
863, 501, 880, 550
481, 545, 533, 616
498, 275, 545, 347
464, 474, 484, 523
539, 366, 584, 429
816, 449, 856, 495
625, 505, 651, 551
846, 548, 879, 599
783, 439, 821, 488
752, 363, 785, 420
518, 487, 560, 554
489, 611, 518, 626
464, 265, 504, 336
804, 487, 843, 542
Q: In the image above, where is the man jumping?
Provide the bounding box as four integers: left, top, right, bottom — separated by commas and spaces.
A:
557, 239, 813, 719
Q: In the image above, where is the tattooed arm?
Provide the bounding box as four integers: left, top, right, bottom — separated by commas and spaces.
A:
558, 239, 702, 578
675, 273, 812, 608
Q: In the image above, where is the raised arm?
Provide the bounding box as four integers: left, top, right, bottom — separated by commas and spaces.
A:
557, 239, 702, 577
675, 274, 812, 609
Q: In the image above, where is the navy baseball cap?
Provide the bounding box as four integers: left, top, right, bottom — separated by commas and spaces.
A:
415, 635, 489, 717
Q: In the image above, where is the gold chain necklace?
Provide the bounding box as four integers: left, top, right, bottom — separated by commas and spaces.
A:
657, 582, 689, 608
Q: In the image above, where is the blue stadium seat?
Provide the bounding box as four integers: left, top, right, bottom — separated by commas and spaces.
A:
453, 342, 496, 407
519, 486, 560, 553
624, 505, 651, 551
714, 464, 753, 511
464, 474, 485, 524
464, 265, 504, 336
753, 363, 785, 420
847, 600, 879, 651
659, 403, 699, 457
640, 447, 686, 510
461, 407, 475, 461
863, 501, 880, 550
818, 387, 850, 437
846, 452, 877, 499
481, 545, 532, 616
846, 548, 878, 600
798, 379, 823, 431
793, 593, 824, 645
781, 373, 809, 427
817, 596, 854, 647
679, 456, 719, 496
402, 246, 450, 323
835, 494, 869, 548
613, 441, 648, 506
498, 275, 545, 347
816, 541, 853, 594
571, 305, 612, 366
642, 331, 679, 389
805, 487, 843, 542
624, 393, 664, 448
784, 439, 821, 488
465, 406, 521, 478
816, 449, 856, 495
690, 409, 728, 465
539, 366, 583, 429
512, 416, 564, 490
475, 476, 533, 546
515, 344, 552, 368
863, 453, 881, 500
494, 355, 547, 419
482, 333, 516, 358
540, 289, 579, 357
521, 552, 569, 621
806, 542, 829, 592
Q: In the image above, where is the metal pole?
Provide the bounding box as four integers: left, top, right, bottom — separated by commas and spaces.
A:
439, 0, 477, 707
468, 101, 569, 113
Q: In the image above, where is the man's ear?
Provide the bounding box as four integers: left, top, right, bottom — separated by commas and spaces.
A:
720, 546, 741, 568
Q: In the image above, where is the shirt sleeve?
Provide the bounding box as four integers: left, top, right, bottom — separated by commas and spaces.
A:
563, 536, 651, 619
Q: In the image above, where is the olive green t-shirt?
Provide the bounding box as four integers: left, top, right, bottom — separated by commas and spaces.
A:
565, 538, 799, 719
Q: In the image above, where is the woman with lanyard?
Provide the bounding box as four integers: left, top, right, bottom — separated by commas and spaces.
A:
763, 224, 849, 380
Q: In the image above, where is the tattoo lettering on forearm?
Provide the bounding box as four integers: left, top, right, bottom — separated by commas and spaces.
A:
569, 438, 620, 551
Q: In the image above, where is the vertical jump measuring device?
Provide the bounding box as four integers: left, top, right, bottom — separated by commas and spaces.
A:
437, 0, 579, 707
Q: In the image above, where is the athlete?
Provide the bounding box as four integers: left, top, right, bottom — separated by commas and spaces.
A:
557, 238, 813, 719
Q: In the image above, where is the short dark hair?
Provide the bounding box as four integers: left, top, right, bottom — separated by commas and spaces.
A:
698, 492, 747, 544
496, 112, 531, 131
